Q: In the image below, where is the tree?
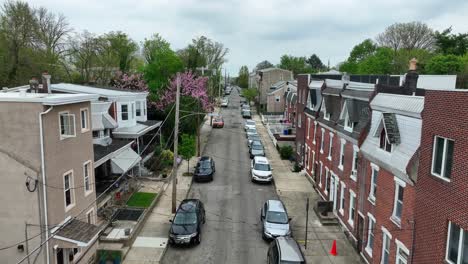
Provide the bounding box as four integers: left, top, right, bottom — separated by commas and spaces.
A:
376, 21, 435, 51
425, 54, 464, 74
255, 60, 274, 70
356, 47, 394, 74
241, 88, 258, 103
179, 134, 196, 174
434, 27, 468, 56
349, 39, 377, 62
67, 31, 103, 84
105, 31, 138, 72
35, 7, 70, 56
110, 71, 148, 91
237, 65, 249, 88
306, 54, 325, 71
278, 55, 313, 76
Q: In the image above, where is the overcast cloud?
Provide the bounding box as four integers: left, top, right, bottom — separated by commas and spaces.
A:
24, 0, 468, 75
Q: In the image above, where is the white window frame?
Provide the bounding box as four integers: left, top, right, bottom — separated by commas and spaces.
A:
344, 110, 354, 132
339, 138, 346, 170
83, 160, 93, 196
391, 177, 406, 226
328, 132, 334, 161
59, 111, 76, 139
381, 227, 392, 264
339, 182, 346, 215
319, 161, 323, 188
323, 99, 330, 120
369, 163, 379, 204
324, 167, 330, 195
80, 108, 89, 132
395, 239, 410, 264
365, 213, 376, 257
307, 117, 311, 140
312, 151, 316, 175
306, 146, 311, 170
379, 127, 393, 153
63, 170, 75, 212
445, 221, 467, 264
143, 102, 147, 116
121, 104, 129, 121
131, 103, 135, 119
348, 190, 356, 227
431, 136, 454, 182
136, 101, 142, 117
320, 128, 325, 154
313, 121, 317, 145
351, 145, 359, 181
86, 208, 95, 225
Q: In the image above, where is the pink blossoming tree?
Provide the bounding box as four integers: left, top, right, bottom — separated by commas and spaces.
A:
111, 71, 149, 92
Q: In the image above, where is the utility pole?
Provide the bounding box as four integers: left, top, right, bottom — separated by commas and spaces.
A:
172, 73, 181, 213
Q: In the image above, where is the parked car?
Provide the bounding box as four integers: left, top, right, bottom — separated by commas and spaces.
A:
251, 156, 272, 182
193, 156, 215, 182
246, 128, 257, 137
261, 200, 291, 240
212, 117, 224, 128
169, 199, 205, 245
267, 236, 305, 264
242, 110, 252, 119
244, 120, 256, 131
247, 134, 261, 146
249, 140, 265, 158
221, 98, 229, 107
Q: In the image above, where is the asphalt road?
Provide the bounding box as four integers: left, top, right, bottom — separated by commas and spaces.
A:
162, 88, 278, 264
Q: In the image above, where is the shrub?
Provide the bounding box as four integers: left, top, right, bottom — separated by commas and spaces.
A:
279, 145, 293, 160
293, 162, 301, 172
160, 150, 174, 167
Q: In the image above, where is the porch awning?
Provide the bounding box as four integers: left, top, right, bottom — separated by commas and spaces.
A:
54, 219, 100, 247
111, 147, 141, 174
112, 121, 160, 139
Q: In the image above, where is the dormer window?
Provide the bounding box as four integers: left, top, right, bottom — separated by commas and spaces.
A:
344, 111, 354, 132
322, 98, 330, 120
375, 113, 400, 153
380, 129, 392, 152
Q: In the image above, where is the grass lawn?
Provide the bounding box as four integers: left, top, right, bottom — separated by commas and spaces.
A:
126, 192, 157, 208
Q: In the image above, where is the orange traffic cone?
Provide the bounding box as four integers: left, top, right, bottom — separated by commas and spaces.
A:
330, 240, 338, 256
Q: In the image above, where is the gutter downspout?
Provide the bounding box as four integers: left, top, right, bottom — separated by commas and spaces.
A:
39, 106, 53, 264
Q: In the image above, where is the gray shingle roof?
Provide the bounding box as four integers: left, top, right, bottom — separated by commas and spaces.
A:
56, 219, 100, 246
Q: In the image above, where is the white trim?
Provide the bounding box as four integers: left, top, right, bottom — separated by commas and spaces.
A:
348, 190, 356, 227
63, 170, 75, 212
58, 111, 76, 140
80, 107, 90, 133
328, 132, 334, 161
313, 121, 317, 145
324, 167, 330, 195
381, 227, 392, 264
351, 146, 358, 181
365, 213, 376, 257
445, 221, 466, 264
431, 136, 453, 182
391, 177, 405, 226
83, 160, 93, 196
339, 138, 346, 170
369, 164, 379, 204
307, 117, 311, 139
395, 239, 410, 264
319, 161, 323, 188
339, 181, 346, 215
320, 128, 325, 153
381, 226, 393, 239
86, 208, 95, 224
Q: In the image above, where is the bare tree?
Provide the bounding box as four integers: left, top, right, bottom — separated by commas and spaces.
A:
376, 22, 435, 51
67, 31, 102, 83
35, 7, 71, 56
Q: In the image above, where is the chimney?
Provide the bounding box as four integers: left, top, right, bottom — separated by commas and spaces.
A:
41, 71, 51, 94
29, 77, 39, 93
404, 58, 419, 95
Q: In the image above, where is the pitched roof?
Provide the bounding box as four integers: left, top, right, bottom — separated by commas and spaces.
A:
0, 91, 98, 105
371, 93, 424, 118
51, 83, 148, 100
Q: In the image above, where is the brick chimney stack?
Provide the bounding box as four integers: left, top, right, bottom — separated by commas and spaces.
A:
41, 71, 51, 94
404, 58, 419, 95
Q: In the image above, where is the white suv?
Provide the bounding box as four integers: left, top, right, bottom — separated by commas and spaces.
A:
244, 120, 256, 131
251, 156, 273, 182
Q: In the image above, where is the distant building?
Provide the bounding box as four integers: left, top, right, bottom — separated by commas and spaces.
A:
266, 80, 296, 114
255, 68, 293, 110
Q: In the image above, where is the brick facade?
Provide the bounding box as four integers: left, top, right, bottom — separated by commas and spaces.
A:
413, 90, 468, 264
295, 74, 308, 164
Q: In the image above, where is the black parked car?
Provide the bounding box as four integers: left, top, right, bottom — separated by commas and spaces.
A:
169, 199, 206, 245
193, 156, 215, 182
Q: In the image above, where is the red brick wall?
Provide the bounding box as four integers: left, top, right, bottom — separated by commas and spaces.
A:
314, 124, 334, 199
413, 90, 468, 263
295, 74, 308, 163
360, 160, 416, 264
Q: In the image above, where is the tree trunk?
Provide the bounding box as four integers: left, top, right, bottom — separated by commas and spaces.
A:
187, 159, 190, 173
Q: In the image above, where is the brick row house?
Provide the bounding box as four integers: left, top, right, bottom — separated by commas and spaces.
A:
293, 65, 467, 264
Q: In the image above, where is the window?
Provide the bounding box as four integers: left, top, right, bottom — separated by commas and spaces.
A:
63, 171, 74, 210
348, 190, 356, 227
136, 101, 141, 116
396, 240, 410, 264
121, 104, 128, 120
365, 214, 376, 256
312, 151, 316, 175
59, 112, 76, 138
339, 182, 346, 215
351, 147, 359, 181
369, 164, 379, 203
379, 129, 392, 152
131, 103, 135, 119
86, 208, 94, 225
432, 136, 454, 181
324, 167, 330, 194
307, 118, 311, 139
392, 178, 405, 224
92, 131, 99, 138
306, 147, 311, 169
319, 162, 323, 187
328, 133, 333, 160
83, 161, 92, 195
275, 96, 280, 102
80, 108, 89, 132
446, 222, 467, 264
320, 129, 325, 153
313, 122, 317, 144
381, 228, 392, 264
339, 139, 345, 170
344, 111, 354, 132
143, 102, 147, 116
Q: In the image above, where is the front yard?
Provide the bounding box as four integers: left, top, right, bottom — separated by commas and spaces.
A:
126, 192, 157, 208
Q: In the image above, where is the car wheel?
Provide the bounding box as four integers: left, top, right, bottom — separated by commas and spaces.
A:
196, 232, 201, 244
262, 230, 267, 240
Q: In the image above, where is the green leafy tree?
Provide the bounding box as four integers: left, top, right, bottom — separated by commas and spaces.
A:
434, 27, 468, 56
306, 54, 325, 71
278, 55, 314, 76
179, 134, 196, 173
105, 31, 138, 72
356, 47, 394, 74
255, 60, 274, 70
349, 39, 377, 62
237, 65, 249, 88
425, 54, 464, 74
242, 88, 258, 103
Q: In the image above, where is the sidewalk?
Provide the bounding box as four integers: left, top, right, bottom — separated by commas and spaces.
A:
253, 115, 363, 264
122, 116, 213, 264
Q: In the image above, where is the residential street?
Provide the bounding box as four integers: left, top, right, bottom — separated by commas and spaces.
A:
162, 89, 278, 263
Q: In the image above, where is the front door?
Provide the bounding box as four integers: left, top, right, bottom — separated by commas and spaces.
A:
330, 175, 339, 211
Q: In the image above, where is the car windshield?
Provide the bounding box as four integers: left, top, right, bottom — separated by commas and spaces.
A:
254, 163, 270, 171
252, 144, 263, 150
200, 161, 211, 169
173, 212, 197, 225
247, 129, 257, 133
246, 120, 255, 125
266, 211, 288, 224
214, 118, 222, 122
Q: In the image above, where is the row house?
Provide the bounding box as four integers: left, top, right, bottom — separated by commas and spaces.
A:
284, 86, 297, 126
266, 80, 296, 114
0, 88, 101, 264
254, 68, 293, 110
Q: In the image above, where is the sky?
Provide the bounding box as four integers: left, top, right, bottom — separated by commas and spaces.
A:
23, 0, 468, 76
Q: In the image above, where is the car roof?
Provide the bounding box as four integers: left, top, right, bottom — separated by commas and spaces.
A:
254, 156, 269, 164
277, 237, 305, 262
267, 200, 286, 212
246, 120, 255, 123
178, 199, 201, 212
199, 156, 212, 162
251, 140, 262, 145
